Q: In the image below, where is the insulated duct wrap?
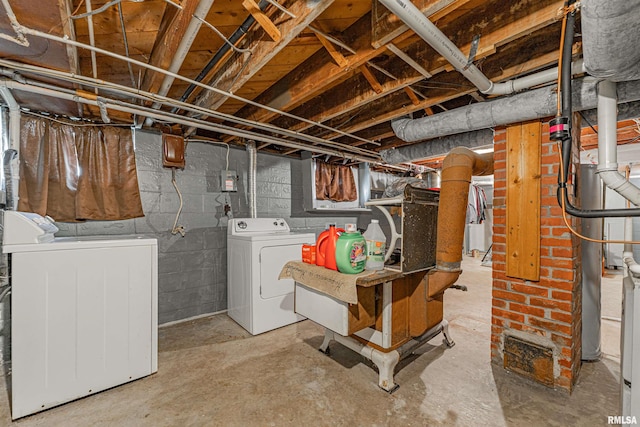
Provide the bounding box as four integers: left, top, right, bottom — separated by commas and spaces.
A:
390, 77, 640, 143
582, 0, 640, 82
380, 129, 493, 164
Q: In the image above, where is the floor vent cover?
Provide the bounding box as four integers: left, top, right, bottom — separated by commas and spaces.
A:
503, 335, 554, 387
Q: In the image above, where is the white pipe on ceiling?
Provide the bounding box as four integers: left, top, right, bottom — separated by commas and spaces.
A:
143, 0, 216, 127
596, 79, 640, 206
0, 60, 380, 159
0, 0, 29, 46
377, 0, 574, 96
6, 20, 376, 147
0, 79, 386, 165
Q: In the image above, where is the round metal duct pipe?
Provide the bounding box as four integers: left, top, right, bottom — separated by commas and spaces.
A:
247, 140, 257, 218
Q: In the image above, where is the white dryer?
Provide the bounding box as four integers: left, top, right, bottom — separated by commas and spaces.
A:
227, 218, 315, 335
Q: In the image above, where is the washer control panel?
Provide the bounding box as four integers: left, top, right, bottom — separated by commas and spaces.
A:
228, 218, 290, 235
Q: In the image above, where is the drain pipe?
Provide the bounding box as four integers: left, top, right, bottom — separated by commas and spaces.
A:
247, 140, 257, 218
427, 147, 493, 297
144, 0, 215, 127
596, 80, 640, 206
0, 86, 20, 209
378, 0, 576, 96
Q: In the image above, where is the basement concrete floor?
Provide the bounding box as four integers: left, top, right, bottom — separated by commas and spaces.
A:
0, 256, 622, 426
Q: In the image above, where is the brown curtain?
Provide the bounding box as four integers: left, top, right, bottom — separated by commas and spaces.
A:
18, 116, 144, 222
314, 160, 357, 202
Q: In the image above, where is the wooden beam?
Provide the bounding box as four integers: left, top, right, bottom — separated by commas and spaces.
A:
404, 87, 421, 105
386, 43, 432, 78
360, 64, 384, 94
315, 31, 349, 68
242, 0, 281, 42
57, 0, 80, 74
231, 0, 563, 138
267, 25, 563, 146
192, 0, 335, 113
57, 0, 82, 116
140, 0, 201, 94
506, 121, 541, 281
333, 48, 562, 144
231, 0, 475, 126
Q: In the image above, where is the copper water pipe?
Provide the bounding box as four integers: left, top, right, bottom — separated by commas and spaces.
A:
427, 147, 494, 297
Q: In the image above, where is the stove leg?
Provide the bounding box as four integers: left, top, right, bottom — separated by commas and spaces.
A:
441, 319, 455, 348
319, 328, 334, 355
371, 349, 400, 393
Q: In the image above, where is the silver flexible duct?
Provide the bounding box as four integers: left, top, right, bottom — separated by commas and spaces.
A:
0, 86, 20, 209
247, 140, 257, 218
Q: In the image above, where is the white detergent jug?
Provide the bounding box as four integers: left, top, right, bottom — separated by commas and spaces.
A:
364, 219, 386, 270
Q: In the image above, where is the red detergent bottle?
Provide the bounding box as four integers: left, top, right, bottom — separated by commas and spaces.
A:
316, 224, 342, 269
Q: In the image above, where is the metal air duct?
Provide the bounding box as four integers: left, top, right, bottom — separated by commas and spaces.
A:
390, 76, 640, 144
427, 147, 494, 297
582, 0, 640, 82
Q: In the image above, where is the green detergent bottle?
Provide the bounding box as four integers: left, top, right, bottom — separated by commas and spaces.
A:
335, 223, 366, 274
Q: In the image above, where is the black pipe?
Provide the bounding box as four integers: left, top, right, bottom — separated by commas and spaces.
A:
171, 0, 270, 113
556, 4, 640, 218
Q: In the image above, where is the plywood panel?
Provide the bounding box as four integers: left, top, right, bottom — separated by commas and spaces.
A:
506, 121, 541, 281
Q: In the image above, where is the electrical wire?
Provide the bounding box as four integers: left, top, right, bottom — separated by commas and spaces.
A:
556, 140, 640, 245
187, 138, 230, 170
117, 2, 137, 88
264, 0, 296, 18
193, 16, 252, 54
170, 168, 186, 237
71, 0, 181, 20
6, 23, 379, 147
0, 60, 380, 157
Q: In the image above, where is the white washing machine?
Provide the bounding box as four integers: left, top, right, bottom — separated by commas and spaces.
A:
2, 211, 158, 419
227, 218, 315, 335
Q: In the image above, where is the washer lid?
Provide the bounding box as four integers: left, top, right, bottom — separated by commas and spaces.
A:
3, 235, 157, 253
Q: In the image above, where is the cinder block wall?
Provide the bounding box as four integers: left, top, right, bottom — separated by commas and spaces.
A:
491, 123, 582, 392
56, 130, 358, 324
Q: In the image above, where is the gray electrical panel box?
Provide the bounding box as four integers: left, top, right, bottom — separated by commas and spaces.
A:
220, 170, 237, 192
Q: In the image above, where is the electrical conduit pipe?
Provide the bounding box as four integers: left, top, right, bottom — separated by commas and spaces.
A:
427, 147, 493, 297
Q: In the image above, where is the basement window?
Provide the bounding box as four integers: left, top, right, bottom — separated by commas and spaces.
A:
301, 156, 371, 212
